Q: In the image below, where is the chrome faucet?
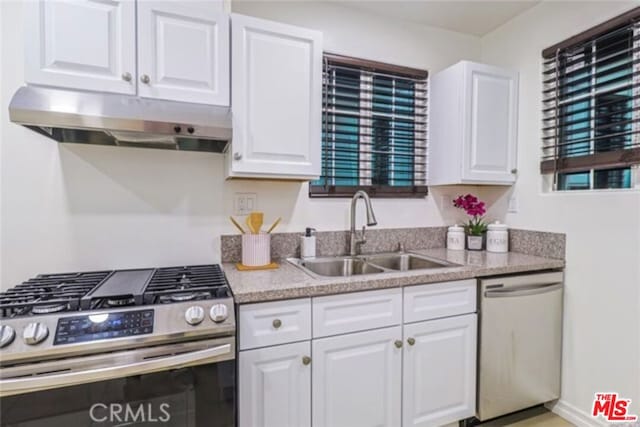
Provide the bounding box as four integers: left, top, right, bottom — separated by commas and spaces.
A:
349, 190, 377, 256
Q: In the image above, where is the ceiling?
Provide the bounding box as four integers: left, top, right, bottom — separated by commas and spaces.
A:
336, 1, 541, 36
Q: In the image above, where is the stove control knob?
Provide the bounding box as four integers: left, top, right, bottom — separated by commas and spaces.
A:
23, 322, 49, 345
209, 304, 228, 323
185, 306, 205, 326
0, 325, 16, 348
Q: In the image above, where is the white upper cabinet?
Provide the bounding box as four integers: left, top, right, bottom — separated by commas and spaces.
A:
25, 0, 136, 94
429, 61, 518, 186
228, 14, 322, 180
402, 314, 477, 427
137, 0, 229, 105
25, 0, 229, 106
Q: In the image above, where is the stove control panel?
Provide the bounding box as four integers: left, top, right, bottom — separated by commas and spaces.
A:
209, 304, 228, 323
0, 325, 16, 348
23, 322, 49, 345
54, 309, 154, 345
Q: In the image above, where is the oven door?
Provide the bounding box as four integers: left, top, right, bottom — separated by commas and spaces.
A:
0, 337, 235, 427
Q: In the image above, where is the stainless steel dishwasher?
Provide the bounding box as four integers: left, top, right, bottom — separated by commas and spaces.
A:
477, 271, 564, 421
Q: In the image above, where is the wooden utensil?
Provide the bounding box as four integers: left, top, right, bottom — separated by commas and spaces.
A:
245, 216, 256, 234
247, 211, 264, 234
229, 216, 246, 234
266, 217, 282, 234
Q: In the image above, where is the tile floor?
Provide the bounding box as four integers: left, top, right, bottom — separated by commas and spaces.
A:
478, 407, 574, 426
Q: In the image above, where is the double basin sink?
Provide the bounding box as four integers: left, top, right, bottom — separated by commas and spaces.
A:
287, 252, 458, 278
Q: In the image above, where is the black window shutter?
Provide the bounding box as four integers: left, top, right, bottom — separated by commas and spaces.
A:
310, 54, 429, 198
541, 7, 640, 190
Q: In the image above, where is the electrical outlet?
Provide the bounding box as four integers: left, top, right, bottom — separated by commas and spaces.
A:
440, 194, 455, 215
234, 193, 257, 216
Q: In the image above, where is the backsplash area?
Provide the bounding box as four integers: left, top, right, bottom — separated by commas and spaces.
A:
221, 227, 565, 263
509, 229, 566, 260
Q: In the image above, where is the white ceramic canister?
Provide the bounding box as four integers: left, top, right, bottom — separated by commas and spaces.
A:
447, 224, 465, 251
486, 221, 509, 253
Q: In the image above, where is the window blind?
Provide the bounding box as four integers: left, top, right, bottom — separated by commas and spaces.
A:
309, 54, 428, 197
541, 7, 640, 190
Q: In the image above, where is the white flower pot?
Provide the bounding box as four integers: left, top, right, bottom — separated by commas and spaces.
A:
467, 235, 484, 251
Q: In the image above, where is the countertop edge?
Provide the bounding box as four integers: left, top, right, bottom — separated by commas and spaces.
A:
228, 251, 566, 304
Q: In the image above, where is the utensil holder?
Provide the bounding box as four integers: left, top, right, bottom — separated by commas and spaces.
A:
242, 233, 271, 267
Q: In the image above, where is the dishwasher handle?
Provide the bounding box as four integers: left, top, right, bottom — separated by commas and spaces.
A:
484, 282, 563, 298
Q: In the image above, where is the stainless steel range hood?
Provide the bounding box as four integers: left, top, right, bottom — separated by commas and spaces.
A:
8, 86, 232, 153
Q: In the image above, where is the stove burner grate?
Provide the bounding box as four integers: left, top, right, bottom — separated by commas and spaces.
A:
0, 270, 111, 318
144, 265, 230, 304
0, 265, 230, 316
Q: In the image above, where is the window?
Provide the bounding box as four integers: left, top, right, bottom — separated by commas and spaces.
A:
541, 8, 640, 190
309, 54, 428, 197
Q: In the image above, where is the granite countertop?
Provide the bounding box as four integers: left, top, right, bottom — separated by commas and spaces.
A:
224, 248, 565, 304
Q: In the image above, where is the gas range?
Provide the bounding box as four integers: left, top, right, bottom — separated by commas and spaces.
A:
0, 264, 235, 366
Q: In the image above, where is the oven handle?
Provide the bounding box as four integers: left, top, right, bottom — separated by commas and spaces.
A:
0, 343, 232, 397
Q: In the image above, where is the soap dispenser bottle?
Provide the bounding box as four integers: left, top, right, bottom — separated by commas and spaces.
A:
301, 227, 317, 258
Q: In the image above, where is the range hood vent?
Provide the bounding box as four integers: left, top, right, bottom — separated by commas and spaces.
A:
9, 86, 232, 153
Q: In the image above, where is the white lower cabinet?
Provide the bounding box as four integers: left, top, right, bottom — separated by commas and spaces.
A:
312, 326, 403, 427
239, 341, 311, 427
238, 285, 477, 427
403, 314, 477, 427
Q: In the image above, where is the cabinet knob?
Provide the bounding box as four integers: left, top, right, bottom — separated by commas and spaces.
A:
407, 337, 415, 346
272, 319, 282, 329
122, 72, 132, 82
233, 152, 242, 161
302, 356, 311, 365
140, 74, 150, 84
511, 168, 518, 174
394, 340, 403, 349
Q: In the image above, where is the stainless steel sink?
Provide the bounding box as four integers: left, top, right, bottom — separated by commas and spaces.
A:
362, 253, 453, 271
288, 252, 457, 278
296, 257, 384, 277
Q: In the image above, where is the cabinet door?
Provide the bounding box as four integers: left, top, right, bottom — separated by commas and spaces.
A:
230, 14, 322, 179
403, 314, 477, 427
462, 62, 518, 183
137, 0, 229, 105
313, 326, 402, 427
239, 342, 311, 427
25, 0, 136, 94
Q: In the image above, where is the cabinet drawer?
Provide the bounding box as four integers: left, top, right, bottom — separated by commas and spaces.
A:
313, 288, 402, 338
404, 279, 476, 323
239, 299, 311, 350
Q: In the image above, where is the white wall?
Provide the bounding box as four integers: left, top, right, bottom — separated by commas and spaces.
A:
481, 2, 640, 425
0, 0, 482, 288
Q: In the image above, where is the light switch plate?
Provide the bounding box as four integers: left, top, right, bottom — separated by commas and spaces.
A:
234, 193, 257, 216
441, 194, 455, 216
508, 194, 519, 213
